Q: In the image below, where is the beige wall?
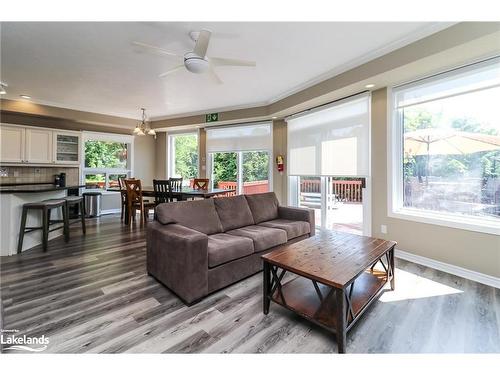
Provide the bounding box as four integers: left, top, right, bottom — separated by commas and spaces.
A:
371, 88, 500, 278
272, 120, 287, 204
154, 132, 167, 179
133, 135, 156, 183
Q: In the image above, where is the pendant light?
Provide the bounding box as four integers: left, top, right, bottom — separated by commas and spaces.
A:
134, 108, 156, 138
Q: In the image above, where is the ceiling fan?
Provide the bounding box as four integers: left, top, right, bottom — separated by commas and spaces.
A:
132, 30, 256, 84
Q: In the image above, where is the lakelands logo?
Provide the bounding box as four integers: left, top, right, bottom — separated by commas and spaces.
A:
1, 329, 49, 352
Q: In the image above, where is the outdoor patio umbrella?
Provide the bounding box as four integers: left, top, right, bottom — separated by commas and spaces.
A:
404, 128, 500, 183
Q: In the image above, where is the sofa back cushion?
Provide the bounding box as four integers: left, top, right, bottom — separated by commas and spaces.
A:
244, 192, 280, 224
213, 195, 255, 232
155, 199, 223, 235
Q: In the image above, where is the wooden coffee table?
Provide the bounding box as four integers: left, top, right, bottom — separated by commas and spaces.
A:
261, 230, 396, 353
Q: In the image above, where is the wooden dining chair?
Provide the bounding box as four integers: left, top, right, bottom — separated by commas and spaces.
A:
168, 177, 183, 201
193, 178, 209, 190
124, 178, 156, 225
118, 177, 128, 222
153, 179, 173, 205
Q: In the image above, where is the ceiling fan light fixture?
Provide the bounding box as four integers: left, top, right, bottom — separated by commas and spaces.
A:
184, 52, 209, 74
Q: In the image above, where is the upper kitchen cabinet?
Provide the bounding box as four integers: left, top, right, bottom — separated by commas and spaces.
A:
53, 131, 81, 164
0, 124, 81, 165
25, 128, 53, 163
0, 125, 25, 163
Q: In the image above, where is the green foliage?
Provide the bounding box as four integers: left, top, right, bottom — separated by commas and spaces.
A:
212, 151, 270, 187
85, 141, 127, 169
242, 151, 269, 182
213, 152, 237, 187
173, 135, 199, 179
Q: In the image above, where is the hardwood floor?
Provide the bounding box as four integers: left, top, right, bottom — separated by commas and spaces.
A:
1, 215, 499, 353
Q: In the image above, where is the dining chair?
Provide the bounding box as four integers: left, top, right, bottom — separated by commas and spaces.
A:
169, 177, 183, 201
124, 178, 156, 225
153, 179, 173, 205
193, 178, 209, 190
118, 177, 128, 221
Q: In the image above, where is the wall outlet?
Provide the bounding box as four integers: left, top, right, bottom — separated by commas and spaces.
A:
380, 225, 387, 234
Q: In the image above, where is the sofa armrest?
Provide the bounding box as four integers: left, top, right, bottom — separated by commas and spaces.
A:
146, 221, 208, 304
278, 206, 315, 236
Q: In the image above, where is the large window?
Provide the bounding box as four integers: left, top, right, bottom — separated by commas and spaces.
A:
168, 132, 199, 185
206, 123, 272, 195
82, 133, 133, 190
390, 57, 500, 234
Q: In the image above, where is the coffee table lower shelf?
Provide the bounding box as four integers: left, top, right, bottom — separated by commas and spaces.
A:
269, 271, 387, 333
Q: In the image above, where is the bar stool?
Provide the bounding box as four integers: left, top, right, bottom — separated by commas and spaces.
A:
64, 196, 86, 235
17, 199, 69, 253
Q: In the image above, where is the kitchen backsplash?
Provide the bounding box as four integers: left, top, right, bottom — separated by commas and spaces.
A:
0, 166, 79, 185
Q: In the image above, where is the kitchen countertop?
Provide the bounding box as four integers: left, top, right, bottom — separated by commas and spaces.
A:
0, 184, 85, 193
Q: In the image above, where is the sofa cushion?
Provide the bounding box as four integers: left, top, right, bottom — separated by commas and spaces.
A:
227, 225, 287, 252
155, 199, 223, 235
214, 195, 255, 232
207, 233, 254, 268
258, 219, 310, 240
244, 192, 280, 224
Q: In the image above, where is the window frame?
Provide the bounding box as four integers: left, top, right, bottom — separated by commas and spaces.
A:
81, 131, 134, 191
167, 130, 199, 183
387, 63, 500, 236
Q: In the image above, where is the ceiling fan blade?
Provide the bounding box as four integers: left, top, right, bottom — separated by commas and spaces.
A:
193, 29, 211, 58
158, 65, 185, 78
209, 57, 256, 67
207, 66, 223, 85
132, 41, 183, 59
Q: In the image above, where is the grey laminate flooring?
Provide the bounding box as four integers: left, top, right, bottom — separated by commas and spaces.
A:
1, 215, 499, 353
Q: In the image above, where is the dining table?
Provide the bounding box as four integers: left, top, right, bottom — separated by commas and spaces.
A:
107, 185, 236, 224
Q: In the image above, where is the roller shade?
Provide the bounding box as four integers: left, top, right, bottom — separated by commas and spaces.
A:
287, 93, 370, 176
206, 122, 272, 153
394, 57, 500, 109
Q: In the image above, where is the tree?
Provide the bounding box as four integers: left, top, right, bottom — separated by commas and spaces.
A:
173, 134, 198, 179
85, 140, 127, 169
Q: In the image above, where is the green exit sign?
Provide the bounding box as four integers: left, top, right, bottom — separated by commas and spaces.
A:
205, 113, 219, 122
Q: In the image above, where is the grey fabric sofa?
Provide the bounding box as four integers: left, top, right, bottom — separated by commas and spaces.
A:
146, 192, 315, 305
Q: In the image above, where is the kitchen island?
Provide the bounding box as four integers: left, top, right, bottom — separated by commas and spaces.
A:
0, 184, 84, 256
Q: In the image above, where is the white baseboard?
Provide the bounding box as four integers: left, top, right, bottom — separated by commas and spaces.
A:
395, 249, 500, 289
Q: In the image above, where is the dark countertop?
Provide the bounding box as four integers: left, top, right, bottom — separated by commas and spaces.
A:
0, 184, 85, 194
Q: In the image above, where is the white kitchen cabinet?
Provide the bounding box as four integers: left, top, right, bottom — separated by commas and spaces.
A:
0, 124, 82, 165
0, 125, 25, 163
53, 131, 81, 164
25, 128, 54, 164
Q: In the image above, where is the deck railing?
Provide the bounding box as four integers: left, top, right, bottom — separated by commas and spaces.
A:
300, 179, 363, 202
217, 180, 269, 196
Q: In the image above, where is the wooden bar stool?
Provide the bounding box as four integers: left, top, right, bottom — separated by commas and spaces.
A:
17, 199, 69, 253
64, 196, 86, 235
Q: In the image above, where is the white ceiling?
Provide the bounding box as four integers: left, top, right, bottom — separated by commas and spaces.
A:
1, 22, 452, 120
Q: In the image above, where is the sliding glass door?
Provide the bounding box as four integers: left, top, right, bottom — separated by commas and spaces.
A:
210, 150, 271, 195
206, 122, 273, 195
287, 93, 371, 235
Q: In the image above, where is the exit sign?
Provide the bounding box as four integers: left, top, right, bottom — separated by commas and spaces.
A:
205, 113, 219, 122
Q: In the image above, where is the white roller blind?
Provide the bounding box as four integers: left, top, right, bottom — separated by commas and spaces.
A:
287, 93, 370, 176
394, 57, 500, 109
206, 122, 272, 153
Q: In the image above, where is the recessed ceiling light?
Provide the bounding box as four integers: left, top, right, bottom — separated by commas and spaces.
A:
365, 84, 375, 89
20, 95, 31, 99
